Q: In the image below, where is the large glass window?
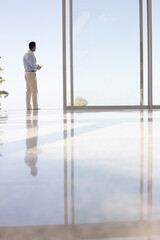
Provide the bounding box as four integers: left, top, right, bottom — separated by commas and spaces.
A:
0, 0, 62, 110
72, 0, 140, 106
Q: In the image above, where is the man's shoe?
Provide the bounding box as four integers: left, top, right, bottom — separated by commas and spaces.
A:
33, 108, 40, 110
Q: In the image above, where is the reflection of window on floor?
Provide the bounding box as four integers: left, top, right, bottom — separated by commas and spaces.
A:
74, 96, 88, 106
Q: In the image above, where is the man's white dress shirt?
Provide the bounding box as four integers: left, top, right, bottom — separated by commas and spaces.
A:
23, 50, 37, 72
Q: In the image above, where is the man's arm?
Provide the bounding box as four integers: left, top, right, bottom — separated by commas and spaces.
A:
28, 53, 37, 71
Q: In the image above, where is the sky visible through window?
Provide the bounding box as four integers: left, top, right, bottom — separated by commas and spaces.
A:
73, 0, 140, 106
153, 0, 160, 105
0, 0, 62, 109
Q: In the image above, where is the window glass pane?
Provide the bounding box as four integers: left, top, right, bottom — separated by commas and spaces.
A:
73, 0, 140, 106
153, 0, 160, 105
0, 0, 62, 110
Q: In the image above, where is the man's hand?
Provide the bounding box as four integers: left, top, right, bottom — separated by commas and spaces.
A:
37, 65, 43, 70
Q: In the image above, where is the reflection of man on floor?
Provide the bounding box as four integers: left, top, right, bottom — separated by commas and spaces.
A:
25, 110, 42, 176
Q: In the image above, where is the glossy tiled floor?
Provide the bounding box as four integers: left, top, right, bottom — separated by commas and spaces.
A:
0, 109, 160, 239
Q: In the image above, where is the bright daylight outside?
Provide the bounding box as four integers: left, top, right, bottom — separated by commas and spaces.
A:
73, 0, 140, 106
0, 0, 62, 110
0, 0, 151, 109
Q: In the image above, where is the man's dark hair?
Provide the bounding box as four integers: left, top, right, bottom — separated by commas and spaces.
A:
29, 42, 36, 50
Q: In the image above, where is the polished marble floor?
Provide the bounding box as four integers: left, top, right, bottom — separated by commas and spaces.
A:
0, 109, 160, 239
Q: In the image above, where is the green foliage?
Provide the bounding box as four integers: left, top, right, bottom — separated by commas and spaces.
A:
0, 91, 9, 98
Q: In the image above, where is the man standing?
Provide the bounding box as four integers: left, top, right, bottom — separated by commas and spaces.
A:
23, 42, 42, 110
